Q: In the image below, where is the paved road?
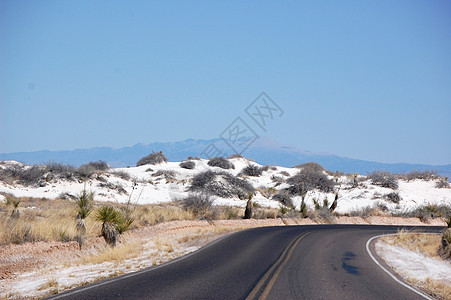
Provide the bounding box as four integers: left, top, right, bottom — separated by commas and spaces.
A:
50, 225, 442, 299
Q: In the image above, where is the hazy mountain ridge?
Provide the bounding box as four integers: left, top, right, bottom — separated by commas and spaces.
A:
1, 137, 450, 177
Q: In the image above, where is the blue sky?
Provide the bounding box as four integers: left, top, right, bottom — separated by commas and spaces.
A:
1, 0, 450, 165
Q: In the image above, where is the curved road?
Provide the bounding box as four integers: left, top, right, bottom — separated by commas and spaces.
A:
50, 225, 442, 299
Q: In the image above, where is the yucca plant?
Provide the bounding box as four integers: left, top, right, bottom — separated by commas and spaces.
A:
96, 206, 121, 247
116, 207, 134, 234
329, 191, 339, 212
9, 198, 21, 219
445, 215, 451, 228
75, 189, 93, 235
243, 193, 253, 219
300, 193, 307, 217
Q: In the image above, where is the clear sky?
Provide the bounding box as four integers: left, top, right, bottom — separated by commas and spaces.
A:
1, 0, 450, 165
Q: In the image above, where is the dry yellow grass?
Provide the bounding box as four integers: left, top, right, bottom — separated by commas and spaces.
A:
134, 203, 195, 227
0, 197, 99, 245
408, 277, 451, 300
38, 279, 59, 291
80, 241, 144, 265
380, 229, 441, 257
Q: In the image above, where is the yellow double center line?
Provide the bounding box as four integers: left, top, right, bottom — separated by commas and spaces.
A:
246, 232, 311, 300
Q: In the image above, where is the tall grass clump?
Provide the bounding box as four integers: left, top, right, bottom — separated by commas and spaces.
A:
136, 151, 168, 166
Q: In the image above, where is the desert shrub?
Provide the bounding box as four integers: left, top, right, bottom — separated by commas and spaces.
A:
396, 204, 450, 222
84, 160, 109, 171
260, 165, 270, 172
97, 182, 128, 195
317, 207, 333, 221
286, 168, 335, 195
367, 170, 398, 189
152, 170, 178, 179
436, 178, 450, 189
181, 193, 216, 219
347, 206, 377, 218
111, 170, 131, 181
279, 171, 290, 177
272, 192, 293, 208
385, 192, 401, 204
293, 162, 325, 173
45, 162, 77, 180
326, 170, 346, 177
207, 157, 235, 169
403, 170, 437, 181
271, 176, 285, 184
240, 164, 263, 177
76, 164, 96, 178
187, 156, 201, 160
179, 161, 195, 169
256, 187, 277, 198
439, 228, 451, 259
18, 165, 46, 186
136, 151, 168, 166
189, 170, 254, 199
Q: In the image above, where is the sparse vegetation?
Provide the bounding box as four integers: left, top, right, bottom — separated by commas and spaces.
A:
207, 157, 235, 169
136, 151, 168, 166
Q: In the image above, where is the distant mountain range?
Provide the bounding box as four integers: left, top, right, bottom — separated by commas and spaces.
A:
1, 137, 450, 178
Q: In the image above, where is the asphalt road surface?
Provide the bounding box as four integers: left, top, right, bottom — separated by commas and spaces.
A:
50, 224, 443, 300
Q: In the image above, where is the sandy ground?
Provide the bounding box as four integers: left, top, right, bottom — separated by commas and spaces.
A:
0, 216, 447, 299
